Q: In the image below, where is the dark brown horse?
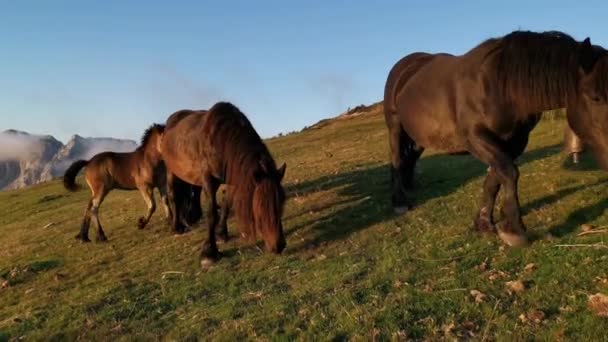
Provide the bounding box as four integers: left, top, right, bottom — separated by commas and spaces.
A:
161, 102, 287, 266
385, 30, 608, 246
63, 124, 170, 241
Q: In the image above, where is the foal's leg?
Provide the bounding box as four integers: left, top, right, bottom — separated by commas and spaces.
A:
200, 174, 221, 267
387, 117, 422, 213
217, 197, 231, 243
159, 187, 171, 221
469, 128, 528, 247
137, 185, 156, 229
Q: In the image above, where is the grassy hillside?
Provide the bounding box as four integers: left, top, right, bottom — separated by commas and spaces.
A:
1, 109, 608, 340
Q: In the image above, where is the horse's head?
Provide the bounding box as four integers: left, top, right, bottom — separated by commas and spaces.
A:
140, 124, 165, 158
570, 38, 608, 169
252, 162, 287, 254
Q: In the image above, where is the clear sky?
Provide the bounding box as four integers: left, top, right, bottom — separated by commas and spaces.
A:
1, 0, 606, 143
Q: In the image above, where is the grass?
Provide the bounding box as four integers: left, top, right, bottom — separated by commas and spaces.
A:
1, 110, 608, 340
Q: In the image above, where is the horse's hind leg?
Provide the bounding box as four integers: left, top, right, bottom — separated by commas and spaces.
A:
387, 116, 423, 214
90, 188, 110, 242
76, 199, 93, 242
137, 185, 156, 229
167, 173, 188, 234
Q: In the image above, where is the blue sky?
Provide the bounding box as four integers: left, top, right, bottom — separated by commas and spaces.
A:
1, 0, 607, 143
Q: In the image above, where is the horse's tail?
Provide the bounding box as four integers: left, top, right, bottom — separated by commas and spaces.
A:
63, 160, 89, 191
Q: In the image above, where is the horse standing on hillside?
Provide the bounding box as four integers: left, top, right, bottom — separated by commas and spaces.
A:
63, 124, 171, 242
384, 30, 608, 246
161, 103, 287, 267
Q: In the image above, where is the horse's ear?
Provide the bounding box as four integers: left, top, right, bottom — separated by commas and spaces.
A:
580, 37, 597, 73
277, 163, 286, 182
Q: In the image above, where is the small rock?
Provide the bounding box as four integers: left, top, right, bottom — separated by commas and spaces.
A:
581, 224, 595, 232
477, 258, 489, 271
506, 280, 526, 294
544, 233, 557, 241
25, 288, 34, 295
528, 310, 545, 324
1, 278, 9, 289
470, 289, 486, 303
54, 273, 66, 281
523, 263, 537, 273
588, 293, 608, 317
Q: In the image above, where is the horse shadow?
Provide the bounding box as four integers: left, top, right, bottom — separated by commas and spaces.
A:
284, 143, 563, 251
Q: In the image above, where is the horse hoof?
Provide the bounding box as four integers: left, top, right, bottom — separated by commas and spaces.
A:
474, 218, 496, 235
96, 236, 108, 243
497, 230, 528, 247
216, 234, 231, 244
76, 234, 91, 243
137, 217, 146, 229
200, 257, 217, 268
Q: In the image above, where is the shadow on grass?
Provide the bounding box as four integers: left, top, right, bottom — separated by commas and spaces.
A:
285, 144, 562, 250
549, 197, 608, 238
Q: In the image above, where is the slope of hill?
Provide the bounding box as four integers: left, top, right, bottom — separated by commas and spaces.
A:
0, 131, 137, 190
1, 110, 608, 340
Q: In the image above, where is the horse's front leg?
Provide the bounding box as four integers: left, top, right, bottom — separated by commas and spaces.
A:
474, 167, 501, 234
137, 185, 156, 229
469, 129, 528, 247
200, 174, 221, 267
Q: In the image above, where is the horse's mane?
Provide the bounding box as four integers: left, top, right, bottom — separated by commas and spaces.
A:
206, 102, 280, 238
139, 123, 165, 150
483, 30, 585, 109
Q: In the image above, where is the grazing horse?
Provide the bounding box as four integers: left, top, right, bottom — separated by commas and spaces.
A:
63, 124, 170, 241
161, 102, 287, 266
384, 30, 608, 246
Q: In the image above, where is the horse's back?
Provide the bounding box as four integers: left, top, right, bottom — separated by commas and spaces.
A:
166, 109, 207, 130
389, 53, 470, 152
85, 151, 139, 189
384, 52, 437, 114
162, 110, 209, 185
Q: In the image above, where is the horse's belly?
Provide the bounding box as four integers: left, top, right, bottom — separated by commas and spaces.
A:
164, 157, 204, 186
402, 114, 467, 153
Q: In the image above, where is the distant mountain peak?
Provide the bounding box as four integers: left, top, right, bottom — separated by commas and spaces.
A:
0, 130, 137, 190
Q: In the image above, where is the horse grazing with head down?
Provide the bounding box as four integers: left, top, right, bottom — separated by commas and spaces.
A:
161, 102, 287, 267
63, 124, 171, 241
385, 30, 608, 246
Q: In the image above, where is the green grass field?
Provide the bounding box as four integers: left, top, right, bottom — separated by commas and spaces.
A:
1, 110, 608, 340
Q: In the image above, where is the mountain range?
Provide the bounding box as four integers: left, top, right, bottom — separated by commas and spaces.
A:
0, 129, 137, 190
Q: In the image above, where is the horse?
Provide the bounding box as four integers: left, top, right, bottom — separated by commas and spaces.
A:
384, 30, 608, 247
160, 102, 287, 266
63, 124, 171, 242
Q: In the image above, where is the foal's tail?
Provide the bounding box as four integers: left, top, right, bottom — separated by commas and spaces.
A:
63, 160, 89, 192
